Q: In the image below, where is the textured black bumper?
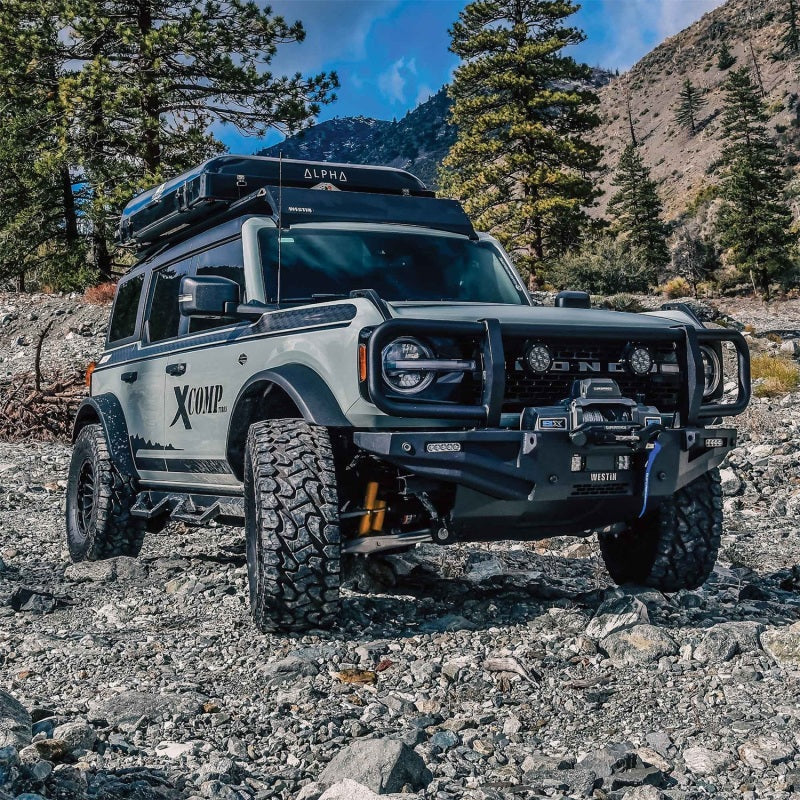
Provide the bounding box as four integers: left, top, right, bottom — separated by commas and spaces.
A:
353, 426, 736, 504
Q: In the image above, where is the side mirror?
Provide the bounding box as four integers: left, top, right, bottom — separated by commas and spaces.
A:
179, 275, 240, 318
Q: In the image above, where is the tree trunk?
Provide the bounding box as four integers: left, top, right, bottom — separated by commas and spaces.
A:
93, 228, 113, 281
61, 167, 79, 246
16, 272, 25, 293
138, 0, 161, 174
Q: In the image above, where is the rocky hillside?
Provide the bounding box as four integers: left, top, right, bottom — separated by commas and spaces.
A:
592, 0, 800, 220
257, 88, 456, 189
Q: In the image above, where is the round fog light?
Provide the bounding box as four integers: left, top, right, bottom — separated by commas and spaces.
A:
526, 343, 553, 373
627, 346, 653, 376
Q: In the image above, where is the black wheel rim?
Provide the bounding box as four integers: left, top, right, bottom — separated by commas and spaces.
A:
76, 461, 95, 536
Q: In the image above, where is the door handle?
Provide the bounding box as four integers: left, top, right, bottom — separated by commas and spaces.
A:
121, 371, 138, 384
165, 363, 186, 376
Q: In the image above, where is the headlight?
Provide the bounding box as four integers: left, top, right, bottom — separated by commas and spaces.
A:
382, 337, 435, 394
627, 345, 653, 376
525, 342, 552, 373
700, 345, 721, 399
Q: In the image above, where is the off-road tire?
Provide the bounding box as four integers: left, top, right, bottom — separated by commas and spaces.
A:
598, 468, 722, 592
66, 424, 146, 561
244, 419, 341, 632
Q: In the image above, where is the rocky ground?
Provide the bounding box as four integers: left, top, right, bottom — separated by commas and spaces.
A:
0, 292, 798, 800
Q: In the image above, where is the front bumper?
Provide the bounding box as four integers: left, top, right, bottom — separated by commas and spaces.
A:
353, 425, 735, 536
354, 426, 736, 502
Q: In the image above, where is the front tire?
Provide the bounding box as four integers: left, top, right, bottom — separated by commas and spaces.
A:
598, 468, 722, 592
244, 419, 341, 632
65, 424, 146, 561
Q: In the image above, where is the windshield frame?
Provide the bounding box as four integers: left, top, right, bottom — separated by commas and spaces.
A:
248, 221, 532, 308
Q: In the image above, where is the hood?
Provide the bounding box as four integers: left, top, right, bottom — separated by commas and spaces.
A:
386, 301, 682, 331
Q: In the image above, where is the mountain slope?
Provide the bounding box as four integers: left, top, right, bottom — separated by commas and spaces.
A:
257, 88, 456, 188
591, 0, 800, 220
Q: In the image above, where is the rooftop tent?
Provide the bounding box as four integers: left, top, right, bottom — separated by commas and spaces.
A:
118, 155, 439, 253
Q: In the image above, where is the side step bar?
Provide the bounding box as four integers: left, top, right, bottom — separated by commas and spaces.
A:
131, 491, 245, 526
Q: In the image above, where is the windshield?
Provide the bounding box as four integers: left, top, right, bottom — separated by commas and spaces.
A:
258, 227, 527, 305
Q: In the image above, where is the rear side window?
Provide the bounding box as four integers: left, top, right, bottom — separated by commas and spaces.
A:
189, 239, 246, 334
109, 274, 144, 343
148, 259, 191, 342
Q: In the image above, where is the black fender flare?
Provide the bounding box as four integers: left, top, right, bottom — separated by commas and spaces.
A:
226, 364, 350, 479
72, 394, 138, 479
232, 364, 350, 428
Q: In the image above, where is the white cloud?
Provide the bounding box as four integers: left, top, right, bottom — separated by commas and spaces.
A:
378, 57, 412, 105
415, 83, 434, 106
266, 0, 401, 75
599, 0, 725, 70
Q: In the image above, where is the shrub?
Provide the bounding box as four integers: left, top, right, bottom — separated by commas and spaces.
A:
547, 236, 656, 295
751, 354, 800, 397
84, 281, 117, 305
662, 277, 691, 298
600, 294, 645, 313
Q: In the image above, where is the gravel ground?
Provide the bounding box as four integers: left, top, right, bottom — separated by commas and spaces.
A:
0, 293, 799, 800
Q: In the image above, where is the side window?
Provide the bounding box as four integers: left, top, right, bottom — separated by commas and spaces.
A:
189, 239, 246, 334
148, 259, 191, 342
109, 274, 144, 343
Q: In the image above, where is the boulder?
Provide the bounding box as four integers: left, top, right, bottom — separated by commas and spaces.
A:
601, 625, 678, 665
586, 596, 649, 640
737, 737, 795, 769
761, 623, 800, 666
0, 691, 31, 750
319, 738, 431, 794
682, 746, 732, 776
694, 621, 763, 663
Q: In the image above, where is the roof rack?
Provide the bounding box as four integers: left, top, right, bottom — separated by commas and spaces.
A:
118, 155, 441, 256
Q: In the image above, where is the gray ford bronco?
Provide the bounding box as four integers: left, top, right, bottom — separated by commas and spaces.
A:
66, 156, 751, 632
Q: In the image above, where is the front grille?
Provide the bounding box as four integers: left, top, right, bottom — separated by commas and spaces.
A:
571, 483, 630, 496
501, 338, 681, 413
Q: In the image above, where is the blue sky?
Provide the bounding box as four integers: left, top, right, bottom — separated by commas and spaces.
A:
217, 0, 724, 154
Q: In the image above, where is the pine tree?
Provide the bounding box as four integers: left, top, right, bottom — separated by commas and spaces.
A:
438, 0, 601, 283
715, 68, 795, 298
674, 78, 707, 134
717, 40, 736, 70
778, 0, 800, 58
57, 0, 338, 277
0, 0, 88, 289
607, 143, 669, 282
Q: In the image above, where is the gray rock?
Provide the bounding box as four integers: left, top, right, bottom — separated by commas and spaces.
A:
586, 596, 649, 639
737, 737, 795, 769
261, 655, 319, 687
780, 338, 800, 356
63, 560, 116, 583
623, 787, 667, 800
718, 467, 742, 496
430, 730, 459, 752
91, 691, 200, 731
601, 625, 678, 665
578, 741, 638, 777
0, 692, 31, 750
318, 780, 381, 800
761, 622, 800, 666
51, 722, 96, 753
694, 622, 763, 663
419, 614, 476, 632
319, 738, 432, 794
682, 746, 732, 776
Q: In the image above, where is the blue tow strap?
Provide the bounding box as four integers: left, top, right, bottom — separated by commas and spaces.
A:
639, 439, 663, 519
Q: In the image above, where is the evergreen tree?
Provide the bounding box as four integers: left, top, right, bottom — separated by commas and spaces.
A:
674, 78, 707, 134
715, 68, 795, 298
777, 0, 800, 58
671, 226, 717, 297
717, 40, 736, 70
0, 0, 88, 289
607, 143, 670, 281
439, 0, 601, 283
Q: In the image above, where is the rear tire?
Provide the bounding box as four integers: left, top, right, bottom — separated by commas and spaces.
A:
65, 424, 146, 561
598, 468, 722, 592
244, 419, 341, 632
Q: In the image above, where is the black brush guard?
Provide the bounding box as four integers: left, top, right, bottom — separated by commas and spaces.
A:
365, 317, 750, 425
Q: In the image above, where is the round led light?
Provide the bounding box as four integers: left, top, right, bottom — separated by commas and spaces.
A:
627, 346, 653, 376
381, 337, 435, 394
526, 343, 553, 373
699, 345, 722, 399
